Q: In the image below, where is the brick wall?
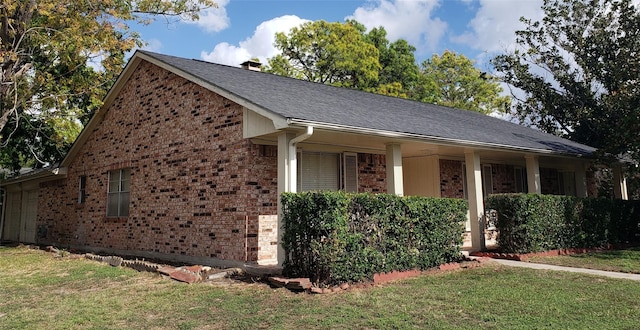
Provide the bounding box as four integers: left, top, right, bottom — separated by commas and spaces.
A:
358, 153, 387, 193
37, 61, 278, 263
440, 159, 464, 199
491, 164, 517, 194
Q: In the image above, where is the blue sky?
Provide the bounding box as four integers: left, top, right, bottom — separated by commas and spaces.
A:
133, 0, 546, 70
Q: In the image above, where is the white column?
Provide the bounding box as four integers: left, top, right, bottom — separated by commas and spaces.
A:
277, 132, 295, 266
465, 151, 485, 251
613, 165, 629, 200
575, 162, 588, 198
525, 155, 541, 194
386, 143, 404, 196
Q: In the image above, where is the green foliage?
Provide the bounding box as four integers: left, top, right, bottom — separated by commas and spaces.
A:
0, 0, 215, 173
486, 194, 640, 253
492, 0, 640, 164
266, 20, 381, 90
418, 51, 511, 114
281, 191, 467, 285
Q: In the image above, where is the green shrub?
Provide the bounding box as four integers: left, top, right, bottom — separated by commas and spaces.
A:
281, 192, 467, 285
486, 194, 640, 253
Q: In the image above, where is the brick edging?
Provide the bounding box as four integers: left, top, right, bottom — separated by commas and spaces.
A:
469, 246, 617, 261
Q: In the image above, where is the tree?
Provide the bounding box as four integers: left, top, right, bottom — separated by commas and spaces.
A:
362, 26, 420, 98
417, 51, 510, 114
0, 0, 215, 172
266, 20, 381, 90
492, 0, 640, 164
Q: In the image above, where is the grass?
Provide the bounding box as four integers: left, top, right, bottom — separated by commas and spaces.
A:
1, 245, 639, 329
527, 247, 640, 274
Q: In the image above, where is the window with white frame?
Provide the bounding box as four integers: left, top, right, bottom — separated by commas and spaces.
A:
297, 152, 358, 192
107, 169, 130, 217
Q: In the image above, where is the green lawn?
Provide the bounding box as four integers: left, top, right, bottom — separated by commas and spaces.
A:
1, 245, 639, 329
528, 247, 640, 274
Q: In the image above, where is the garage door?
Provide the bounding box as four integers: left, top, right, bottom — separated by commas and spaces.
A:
2, 192, 21, 242
19, 190, 38, 243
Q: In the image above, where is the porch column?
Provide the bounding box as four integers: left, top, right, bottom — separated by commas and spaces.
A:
465, 150, 485, 251
277, 132, 296, 266
525, 155, 541, 194
575, 162, 588, 198
386, 143, 404, 196
613, 165, 629, 200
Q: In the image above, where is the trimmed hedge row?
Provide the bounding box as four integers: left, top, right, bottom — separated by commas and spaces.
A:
485, 194, 640, 253
281, 191, 467, 285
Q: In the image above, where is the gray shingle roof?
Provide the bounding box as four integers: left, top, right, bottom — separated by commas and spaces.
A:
141, 51, 595, 156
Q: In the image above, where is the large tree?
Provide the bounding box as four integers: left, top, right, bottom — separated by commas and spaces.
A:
360, 24, 420, 98
266, 20, 381, 90
417, 51, 510, 115
492, 0, 640, 163
0, 0, 215, 172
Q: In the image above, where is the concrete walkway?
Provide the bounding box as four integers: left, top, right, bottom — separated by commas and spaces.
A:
490, 258, 640, 282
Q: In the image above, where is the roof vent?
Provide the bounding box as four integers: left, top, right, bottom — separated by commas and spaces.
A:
240, 60, 262, 72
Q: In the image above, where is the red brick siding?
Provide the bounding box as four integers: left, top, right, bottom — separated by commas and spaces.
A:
440, 159, 464, 198
36, 61, 278, 262
358, 153, 387, 193
490, 164, 517, 194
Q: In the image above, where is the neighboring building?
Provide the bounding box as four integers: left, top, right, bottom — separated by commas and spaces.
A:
0, 51, 626, 268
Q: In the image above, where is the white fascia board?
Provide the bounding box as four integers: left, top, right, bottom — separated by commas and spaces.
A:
286, 118, 594, 159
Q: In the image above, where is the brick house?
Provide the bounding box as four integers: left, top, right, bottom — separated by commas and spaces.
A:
0, 51, 628, 268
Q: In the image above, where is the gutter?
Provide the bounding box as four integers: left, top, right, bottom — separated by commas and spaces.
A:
286, 118, 595, 158
288, 126, 314, 192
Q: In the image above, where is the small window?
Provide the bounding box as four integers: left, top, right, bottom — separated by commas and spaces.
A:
78, 176, 87, 204
107, 169, 130, 217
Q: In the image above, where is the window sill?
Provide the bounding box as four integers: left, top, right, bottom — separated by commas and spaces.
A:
104, 216, 128, 223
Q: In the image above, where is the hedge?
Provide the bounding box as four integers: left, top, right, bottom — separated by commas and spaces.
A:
485, 194, 640, 253
281, 191, 467, 285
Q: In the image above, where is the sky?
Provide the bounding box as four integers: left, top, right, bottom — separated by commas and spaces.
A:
132, 0, 547, 71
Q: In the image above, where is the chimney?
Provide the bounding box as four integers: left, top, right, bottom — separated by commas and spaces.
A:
240, 60, 262, 72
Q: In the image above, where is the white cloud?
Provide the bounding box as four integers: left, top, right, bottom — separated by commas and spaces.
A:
201, 15, 309, 66
183, 0, 230, 33
453, 0, 544, 54
347, 0, 447, 54
141, 38, 163, 53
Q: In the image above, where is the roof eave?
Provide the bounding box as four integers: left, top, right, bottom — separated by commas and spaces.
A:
0, 167, 67, 187
287, 118, 595, 158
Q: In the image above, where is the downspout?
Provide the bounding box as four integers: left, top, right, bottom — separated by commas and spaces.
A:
288, 126, 314, 192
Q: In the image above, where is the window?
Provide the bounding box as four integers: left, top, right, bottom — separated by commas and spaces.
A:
78, 176, 87, 204
558, 171, 576, 196
343, 153, 358, 193
462, 163, 493, 198
297, 152, 358, 192
514, 167, 528, 193
482, 164, 493, 197
107, 169, 130, 217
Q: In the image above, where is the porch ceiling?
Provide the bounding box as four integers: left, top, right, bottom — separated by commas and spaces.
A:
251, 127, 587, 167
